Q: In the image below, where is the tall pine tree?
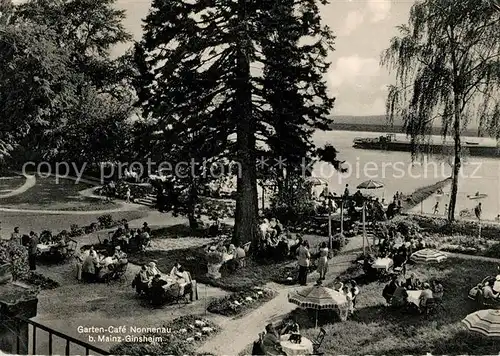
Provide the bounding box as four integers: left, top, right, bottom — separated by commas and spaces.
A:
136, 0, 335, 246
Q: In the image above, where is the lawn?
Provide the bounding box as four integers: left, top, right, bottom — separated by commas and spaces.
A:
0, 175, 119, 211
127, 232, 329, 292
271, 258, 500, 355
0, 176, 25, 193
128, 245, 295, 292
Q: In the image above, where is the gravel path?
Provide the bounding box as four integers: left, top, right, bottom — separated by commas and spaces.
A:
196, 251, 360, 356
0, 173, 35, 198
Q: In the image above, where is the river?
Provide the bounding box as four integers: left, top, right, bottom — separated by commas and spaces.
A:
311, 130, 500, 221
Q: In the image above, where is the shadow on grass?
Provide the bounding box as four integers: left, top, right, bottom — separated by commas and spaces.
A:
128, 247, 292, 292
281, 258, 499, 355
150, 223, 232, 239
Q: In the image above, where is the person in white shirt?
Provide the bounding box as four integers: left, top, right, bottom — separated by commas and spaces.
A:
493, 275, 500, 294
170, 262, 181, 278
176, 266, 193, 302
259, 219, 269, 238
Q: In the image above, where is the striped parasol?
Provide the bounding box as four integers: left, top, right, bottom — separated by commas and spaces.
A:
305, 176, 329, 186
410, 248, 447, 263
462, 309, 500, 337
288, 284, 348, 327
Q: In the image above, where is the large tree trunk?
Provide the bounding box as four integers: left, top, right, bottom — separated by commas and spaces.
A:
233, 0, 258, 247
448, 96, 462, 222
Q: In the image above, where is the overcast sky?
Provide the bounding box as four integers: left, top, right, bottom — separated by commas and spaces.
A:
116, 0, 415, 116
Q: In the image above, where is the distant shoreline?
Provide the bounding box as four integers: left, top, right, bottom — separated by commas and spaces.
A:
329, 123, 479, 137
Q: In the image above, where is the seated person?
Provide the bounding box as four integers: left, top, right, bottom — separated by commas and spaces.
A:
391, 285, 408, 307
175, 266, 193, 302
382, 276, 399, 304
82, 252, 97, 283
113, 246, 127, 263
228, 244, 236, 256
169, 262, 181, 278
333, 278, 343, 292
280, 318, 300, 335
419, 283, 434, 309
147, 262, 162, 279
234, 245, 246, 259
261, 324, 284, 356
432, 280, 444, 301
132, 265, 150, 295
493, 275, 500, 294
483, 281, 499, 300
150, 274, 168, 306
405, 273, 419, 290
139, 231, 151, 250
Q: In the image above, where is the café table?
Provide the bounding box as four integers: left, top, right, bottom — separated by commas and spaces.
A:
37, 244, 55, 254
222, 253, 234, 262
407, 290, 423, 306
280, 334, 313, 356
372, 258, 393, 271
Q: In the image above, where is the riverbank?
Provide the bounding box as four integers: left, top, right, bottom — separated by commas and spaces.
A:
401, 177, 452, 211
329, 124, 478, 137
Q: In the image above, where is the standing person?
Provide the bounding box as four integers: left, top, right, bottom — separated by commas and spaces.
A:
475, 202, 482, 221
433, 201, 439, 215
317, 242, 329, 280
10, 227, 21, 245
28, 231, 38, 271
344, 184, 350, 198
297, 240, 310, 286
125, 187, 131, 203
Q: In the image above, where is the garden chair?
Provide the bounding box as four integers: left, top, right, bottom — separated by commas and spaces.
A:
108, 262, 128, 283
311, 328, 326, 355
422, 298, 437, 317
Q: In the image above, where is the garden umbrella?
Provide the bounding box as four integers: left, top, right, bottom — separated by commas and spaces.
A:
288, 284, 347, 327
356, 180, 384, 190
410, 248, 447, 263
462, 309, 500, 337
305, 177, 330, 186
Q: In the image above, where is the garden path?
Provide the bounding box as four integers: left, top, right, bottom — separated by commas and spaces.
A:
0, 173, 36, 198
197, 249, 362, 356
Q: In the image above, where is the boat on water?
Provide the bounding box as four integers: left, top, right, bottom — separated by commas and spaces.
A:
353, 134, 500, 158
467, 193, 488, 199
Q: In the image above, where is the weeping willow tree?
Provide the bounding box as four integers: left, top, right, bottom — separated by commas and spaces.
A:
382, 0, 500, 222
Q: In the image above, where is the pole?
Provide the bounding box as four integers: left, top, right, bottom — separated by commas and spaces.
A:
479, 219, 482, 239
340, 200, 344, 235
328, 207, 332, 250
420, 200, 423, 214
315, 309, 318, 329
362, 202, 366, 255
261, 184, 265, 211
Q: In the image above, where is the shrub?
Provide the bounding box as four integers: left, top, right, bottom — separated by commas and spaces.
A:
20, 272, 59, 289
206, 251, 223, 264
0, 240, 29, 280
97, 214, 114, 228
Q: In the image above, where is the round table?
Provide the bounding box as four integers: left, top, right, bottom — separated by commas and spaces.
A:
407, 290, 423, 306
280, 334, 313, 356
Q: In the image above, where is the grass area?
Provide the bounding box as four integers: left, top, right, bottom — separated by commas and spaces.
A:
0, 176, 24, 193
402, 177, 452, 211
0, 175, 119, 211
128, 245, 295, 292
128, 233, 327, 292
0, 210, 147, 234
269, 258, 500, 355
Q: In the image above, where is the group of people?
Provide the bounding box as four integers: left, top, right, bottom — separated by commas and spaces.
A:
476, 274, 500, 301
132, 261, 194, 306
108, 222, 151, 252
257, 218, 297, 261
8, 227, 67, 270
383, 274, 444, 313
77, 245, 128, 283
253, 318, 301, 356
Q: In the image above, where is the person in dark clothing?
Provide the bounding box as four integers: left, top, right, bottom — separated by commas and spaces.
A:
150, 274, 168, 306
387, 201, 397, 219
28, 231, 38, 270
383, 277, 399, 304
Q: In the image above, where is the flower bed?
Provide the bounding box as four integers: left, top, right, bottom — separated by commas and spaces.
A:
20, 272, 59, 290
0, 240, 29, 280
207, 287, 276, 317
109, 315, 220, 356
272, 266, 298, 285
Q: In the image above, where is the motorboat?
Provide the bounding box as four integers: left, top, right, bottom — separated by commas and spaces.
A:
467, 192, 488, 199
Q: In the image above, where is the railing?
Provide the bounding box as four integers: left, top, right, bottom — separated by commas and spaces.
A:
15, 317, 109, 355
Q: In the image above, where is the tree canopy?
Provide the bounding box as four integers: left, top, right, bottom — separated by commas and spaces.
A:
382, 0, 500, 221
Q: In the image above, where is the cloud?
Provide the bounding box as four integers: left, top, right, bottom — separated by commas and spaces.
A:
339, 11, 364, 36
328, 55, 380, 88
367, 0, 391, 22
